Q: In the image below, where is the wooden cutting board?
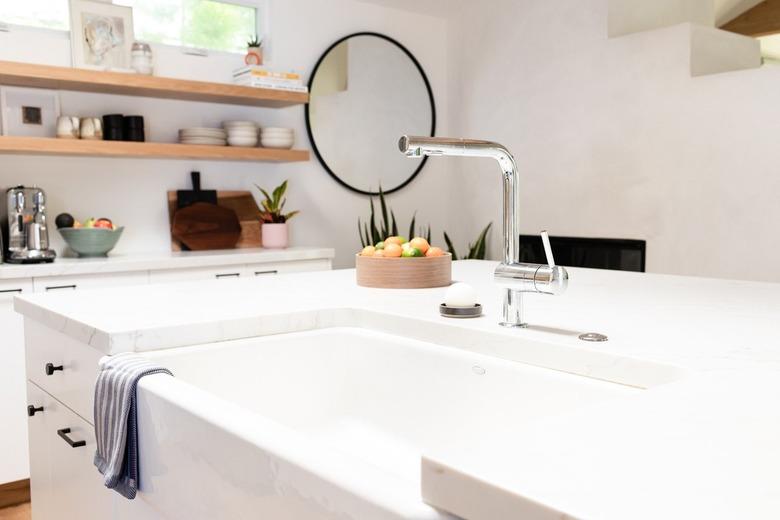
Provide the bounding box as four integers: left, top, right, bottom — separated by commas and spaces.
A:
167, 191, 262, 251
172, 202, 241, 251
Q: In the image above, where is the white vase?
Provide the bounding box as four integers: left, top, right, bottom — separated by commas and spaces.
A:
262, 223, 288, 249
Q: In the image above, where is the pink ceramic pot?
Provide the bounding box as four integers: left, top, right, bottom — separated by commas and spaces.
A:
262, 223, 288, 249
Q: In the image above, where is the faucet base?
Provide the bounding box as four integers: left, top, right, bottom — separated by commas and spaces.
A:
499, 321, 528, 329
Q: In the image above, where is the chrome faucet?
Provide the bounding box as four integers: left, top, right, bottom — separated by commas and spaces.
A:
398, 136, 568, 327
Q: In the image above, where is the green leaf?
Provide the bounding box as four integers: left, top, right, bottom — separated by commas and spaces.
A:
369, 197, 380, 244
379, 187, 389, 238
358, 218, 366, 248
425, 225, 431, 244
443, 231, 458, 261
283, 210, 299, 221
408, 212, 416, 241
390, 210, 398, 237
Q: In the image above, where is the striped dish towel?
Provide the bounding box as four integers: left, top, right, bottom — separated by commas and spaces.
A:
93, 352, 173, 499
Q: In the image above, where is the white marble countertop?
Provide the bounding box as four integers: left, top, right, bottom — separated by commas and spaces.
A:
13, 261, 780, 519
0, 247, 334, 279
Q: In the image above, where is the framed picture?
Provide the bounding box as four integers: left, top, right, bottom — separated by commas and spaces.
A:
0, 87, 61, 137
69, 0, 134, 70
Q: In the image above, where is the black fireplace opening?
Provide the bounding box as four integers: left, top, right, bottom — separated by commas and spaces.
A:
518, 235, 646, 273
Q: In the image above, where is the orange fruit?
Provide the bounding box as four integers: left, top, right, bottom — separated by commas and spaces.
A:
426, 247, 444, 257
383, 243, 403, 257
373, 249, 384, 257
409, 237, 430, 254
360, 246, 376, 256
384, 236, 405, 246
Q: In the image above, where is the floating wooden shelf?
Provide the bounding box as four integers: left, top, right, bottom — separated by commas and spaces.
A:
0, 137, 310, 163
0, 60, 308, 108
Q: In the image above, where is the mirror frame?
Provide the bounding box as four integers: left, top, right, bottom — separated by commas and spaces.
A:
305, 32, 437, 196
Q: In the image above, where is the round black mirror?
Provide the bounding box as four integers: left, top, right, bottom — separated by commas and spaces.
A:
305, 32, 436, 196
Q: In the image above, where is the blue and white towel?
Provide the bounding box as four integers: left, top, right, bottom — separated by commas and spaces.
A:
93, 352, 173, 499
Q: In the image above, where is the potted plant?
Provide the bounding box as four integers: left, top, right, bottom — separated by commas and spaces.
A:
245, 35, 263, 66
255, 180, 298, 249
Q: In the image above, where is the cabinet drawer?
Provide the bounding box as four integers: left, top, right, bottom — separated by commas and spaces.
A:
33, 271, 148, 293
25, 321, 102, 424
0, 278, 33, 303
148, 265, 247, 284
245, 259, 332, 276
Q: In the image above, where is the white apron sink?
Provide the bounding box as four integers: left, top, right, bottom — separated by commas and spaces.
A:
135, 326, 673, 519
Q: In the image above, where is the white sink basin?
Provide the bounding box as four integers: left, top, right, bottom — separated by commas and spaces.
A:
135, 326, 667, 519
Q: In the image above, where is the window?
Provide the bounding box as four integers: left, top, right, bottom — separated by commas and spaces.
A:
0, 1, 69, 31
0, 0, 259, 54
115, 0, 258, 53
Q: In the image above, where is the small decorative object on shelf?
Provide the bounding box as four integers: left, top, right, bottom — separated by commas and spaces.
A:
56, 116, 81, 139
245, 35, 264, 66
69, 0, 134, 71
130, 41, 153, 75
1, 86, 61, 137
255, 180, 299, 249
79, 117, 103, 140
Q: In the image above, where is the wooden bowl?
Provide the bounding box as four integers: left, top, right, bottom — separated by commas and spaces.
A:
355, 253, 452, 289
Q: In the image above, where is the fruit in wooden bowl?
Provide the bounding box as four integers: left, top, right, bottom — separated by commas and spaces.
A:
356, 236, 452, 289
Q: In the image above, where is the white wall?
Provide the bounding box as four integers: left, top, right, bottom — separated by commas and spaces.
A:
448, 0, 780, 282
0, 0, 452, 269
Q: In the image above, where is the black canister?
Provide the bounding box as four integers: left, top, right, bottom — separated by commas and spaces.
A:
123, 116, 145, 142
102, 114, 124, 141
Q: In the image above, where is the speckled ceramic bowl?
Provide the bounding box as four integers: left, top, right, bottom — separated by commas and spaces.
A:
58, 227, 124, 257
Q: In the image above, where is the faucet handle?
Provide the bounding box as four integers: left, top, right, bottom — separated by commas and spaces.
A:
540, 230, 555, 267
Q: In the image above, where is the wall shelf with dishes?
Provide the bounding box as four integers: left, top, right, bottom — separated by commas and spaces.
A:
0, 136, 309, 163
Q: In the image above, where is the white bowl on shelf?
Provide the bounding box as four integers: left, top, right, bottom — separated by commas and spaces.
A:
261, 127, 293, 134
180, 137, 227, 146
226, 129, 259, 138
260, 137, 294, 149
228, 136, 259, 147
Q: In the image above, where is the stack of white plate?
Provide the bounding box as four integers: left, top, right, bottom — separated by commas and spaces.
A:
260, 127, 295, 149
223, 120, 259, 147
178, 127, 227, 146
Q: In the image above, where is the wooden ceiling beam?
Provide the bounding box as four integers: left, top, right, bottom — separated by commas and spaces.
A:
721, 0, 780, 37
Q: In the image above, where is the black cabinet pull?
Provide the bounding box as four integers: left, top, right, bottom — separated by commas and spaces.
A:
57, 428, 86, 448
45, 284, 77, 292
0, 288, 23, 294
45, 363, 63, 376
27, 405, 44, 417
215, 273, 241, 279
254, 270, 278, 276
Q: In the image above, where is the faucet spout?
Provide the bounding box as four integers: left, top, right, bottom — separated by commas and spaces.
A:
399, 135, 568, 328
399, 136, 520, 266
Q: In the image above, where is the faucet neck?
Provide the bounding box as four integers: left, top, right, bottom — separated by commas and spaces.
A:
495, 149, 519, 266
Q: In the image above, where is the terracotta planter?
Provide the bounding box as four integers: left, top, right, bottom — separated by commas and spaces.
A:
245, 46, 263, 66
262, 223, 288, 249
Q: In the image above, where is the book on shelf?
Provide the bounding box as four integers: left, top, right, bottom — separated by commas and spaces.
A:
233, 78, 309, 93
232, 66, 301, 81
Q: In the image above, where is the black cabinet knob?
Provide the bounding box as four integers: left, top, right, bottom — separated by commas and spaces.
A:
27, 405, 44, 417
45, 363, 63, 376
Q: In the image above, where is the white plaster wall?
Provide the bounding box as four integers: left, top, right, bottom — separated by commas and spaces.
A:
0, 0, 452, 269
448, 0, 780, 282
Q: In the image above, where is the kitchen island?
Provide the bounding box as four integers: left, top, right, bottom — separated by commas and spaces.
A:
14, 260, 780, 519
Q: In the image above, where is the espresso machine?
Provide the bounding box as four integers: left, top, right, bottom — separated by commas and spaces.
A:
4, 186, 56, 263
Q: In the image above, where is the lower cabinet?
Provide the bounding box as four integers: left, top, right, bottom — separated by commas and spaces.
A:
0, 279, 34, 484
26, 382, 112, 520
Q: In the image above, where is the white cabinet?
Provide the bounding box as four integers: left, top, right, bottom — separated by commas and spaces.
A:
26, 382, 112, 520
0, 278, 34, 484
148, 265, 247, 284
32, 271, 149, 293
